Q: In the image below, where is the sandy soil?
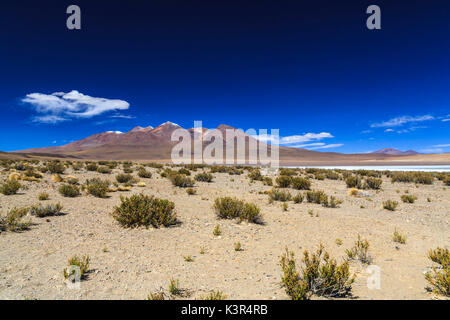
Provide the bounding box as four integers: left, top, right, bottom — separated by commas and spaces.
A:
0, 166, 449, 300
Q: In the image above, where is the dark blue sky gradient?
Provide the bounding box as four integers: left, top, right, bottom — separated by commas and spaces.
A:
0, 0, 449, 153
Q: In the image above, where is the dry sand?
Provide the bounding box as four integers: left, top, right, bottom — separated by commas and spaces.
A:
0, 166, 449, 300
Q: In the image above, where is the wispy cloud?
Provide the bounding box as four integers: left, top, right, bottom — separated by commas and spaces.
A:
443, 118, 450, 122
370, 115, 434, 128
32, 115, 70, 124
288, 142, 325, 148
22, 90, 130, 124
421, 148, 443, 153
384, 129, 394, 132
432, 144, 450, 148
110, 114, 135, 119
255, 132, 334, 145
308, 143, 344, 150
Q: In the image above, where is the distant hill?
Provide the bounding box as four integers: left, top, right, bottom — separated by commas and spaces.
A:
7, 123, 450, 165
372, 148, 420, 156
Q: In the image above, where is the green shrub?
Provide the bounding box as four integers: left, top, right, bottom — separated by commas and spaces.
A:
65, 177, 79, 185
0, 180, 21, 195
425, 247, 449, 296
383, 200, 398, 211
306, 190, 328, 206
186, 188, 196, 195
325, 196, 343, 208
268, 189, 292, 202
194, 172, 214, 182
213, 197, 262, 223
364, 177, 382, 190
86, 178, 109, 198
38, 192, 49, 201
444, 177, 450, 186
279, 168, 297, 176
0, 207, 31, 232
345, 235, 373, 264
345, 176, 361, 189
263, 177, 273, 186
293, 193, 304, 204
202, 290, 226, 300
178, 168, 191, 176
213, 224, 221, 236
170, 174, 195, 188
137, 168, 152, 178
86, 163, 98, 171
391, 172, 434, 185
280, 245, 355, 300
401, 194, 417, 203
97, 166, 112, 174
63, 255, 90, 281
325, 171, 340, 180
393, 229, 406, 244
30, 203, 63, 217
247, 168, 263, 181
111, 194, 178, 228
291, 177, 311, 190
116, 173, 133, 183
58, 184, 80, 197
276, 176, 292, 188
47, 161, 65, 174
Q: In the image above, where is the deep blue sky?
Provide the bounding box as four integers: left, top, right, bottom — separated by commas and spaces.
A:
0, 0, 449, 153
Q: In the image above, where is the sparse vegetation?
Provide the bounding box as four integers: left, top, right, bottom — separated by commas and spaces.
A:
401, 194, 417, 203
425, 247, 449, 296
47, 161, 65, 174
186, 187, 196, 195
213, 197, 262, 223
85, 178, 110, 198
276, 176, 292, 188
213, 224, 221, 236
291, 177, 311, 190
58, 184, 80, 197
170, 174, 195, 188
111, 194, 177, 228
268, 188, 292, 202
345, 235, 372, 264
0, 179, 21, 195
116, 173, 133, 184
383, 200, 398, 211
38, 192, 49, 201
393, 229, 406, 244
293, 193, 303, 204
97, 166, 112, 174
63, 255, 90, 281
30, 203, 63, 217
202, 290, 227, 300
137, 168, 152, 178
0, 207, 31, 232
280, 245, 355, 300
194, 172, 214, 182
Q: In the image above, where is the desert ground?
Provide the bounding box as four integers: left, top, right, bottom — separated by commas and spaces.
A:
0, 161, 449, 300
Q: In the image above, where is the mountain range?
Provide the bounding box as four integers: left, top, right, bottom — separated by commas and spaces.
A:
9, 122, 450, 165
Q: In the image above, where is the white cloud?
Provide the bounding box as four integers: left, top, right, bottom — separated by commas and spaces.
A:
421, 148, 443, 153
432, 144, 450, 148
255, 132, 334, 145
308, 143, 344, 150
288, 142, 325, 148
443, 119, 450, 122
23, 90, 130, 123
384, 129, 394, 132
32, 115, 70, 124
370, 115, 434, 128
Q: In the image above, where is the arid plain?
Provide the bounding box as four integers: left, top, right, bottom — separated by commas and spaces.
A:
0, 160, 449, 300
